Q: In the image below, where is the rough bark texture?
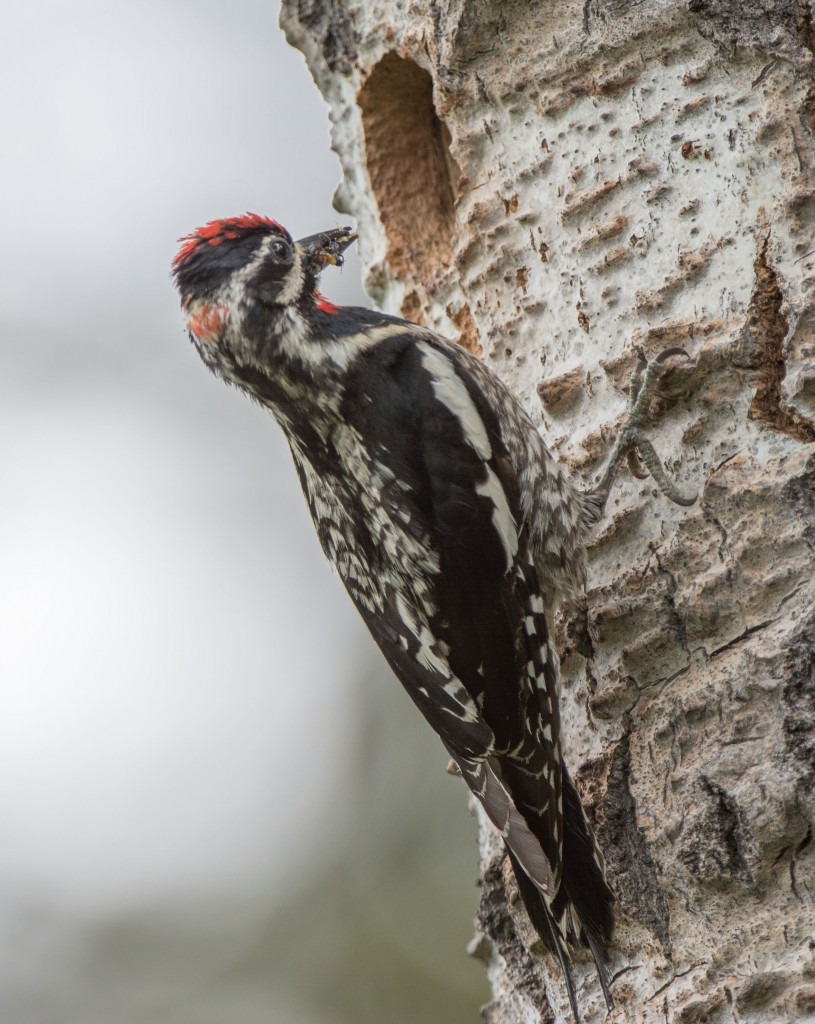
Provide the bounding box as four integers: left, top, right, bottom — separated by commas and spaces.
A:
281, 1, 815, 1021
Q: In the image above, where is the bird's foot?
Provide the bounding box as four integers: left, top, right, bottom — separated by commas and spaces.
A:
590, 347, 697, 513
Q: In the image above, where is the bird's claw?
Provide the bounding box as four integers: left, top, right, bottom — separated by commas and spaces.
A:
591, 347, 697, 511
626, 446, 650, 480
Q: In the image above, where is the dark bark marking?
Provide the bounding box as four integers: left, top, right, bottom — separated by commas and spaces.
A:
285, 0, 357, 72
782, 610, 815, 793
476, 857, 556, 1023
688, 0, 809, 57
737, 232, 815, 443
676, 776, 753, 886
581, 734, 672, 951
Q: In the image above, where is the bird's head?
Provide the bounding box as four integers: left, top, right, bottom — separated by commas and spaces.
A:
171, 215, 357, 379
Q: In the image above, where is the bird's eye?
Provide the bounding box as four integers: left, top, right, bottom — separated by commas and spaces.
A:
270, 239, 290, 261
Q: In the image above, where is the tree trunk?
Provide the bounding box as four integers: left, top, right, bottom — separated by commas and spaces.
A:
281, 1, 815, 1021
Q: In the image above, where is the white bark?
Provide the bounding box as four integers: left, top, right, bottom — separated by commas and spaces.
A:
281, 2, 815, 1021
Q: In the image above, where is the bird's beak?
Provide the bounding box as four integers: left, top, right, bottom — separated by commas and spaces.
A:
297, 227, 358, 271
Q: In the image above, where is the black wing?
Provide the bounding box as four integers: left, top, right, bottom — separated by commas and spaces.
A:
290, 327, 614, 1017
335, 333, 566, 900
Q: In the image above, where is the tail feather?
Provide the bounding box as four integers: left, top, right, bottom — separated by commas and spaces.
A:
585, 928, 614, 1012
506, 847, 580, 1023
505, 768, 614, 1020
560, 766, 614, 954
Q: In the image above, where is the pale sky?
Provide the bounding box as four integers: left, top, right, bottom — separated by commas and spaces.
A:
1, 2, 386, 1019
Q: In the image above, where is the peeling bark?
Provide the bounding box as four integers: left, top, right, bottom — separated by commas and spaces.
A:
282, 0, 815, 1020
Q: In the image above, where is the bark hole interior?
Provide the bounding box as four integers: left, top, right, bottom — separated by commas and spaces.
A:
358, 53, 458, 283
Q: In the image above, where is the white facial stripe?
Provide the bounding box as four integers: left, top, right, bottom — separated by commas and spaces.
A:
420, 346, 492, 459
224, 234, 302, 312
276, 242, 304, 306
231, 234, 277, 289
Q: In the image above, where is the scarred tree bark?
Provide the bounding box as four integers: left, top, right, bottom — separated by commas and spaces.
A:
281, 2, 815, 1021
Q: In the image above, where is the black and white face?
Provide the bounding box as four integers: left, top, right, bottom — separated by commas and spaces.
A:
172, 216, 359, 391
172, 215, 303, 310
172, 215, 313, 380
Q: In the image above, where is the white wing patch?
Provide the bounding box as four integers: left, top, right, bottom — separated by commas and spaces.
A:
421, 345, 518, 572
476, 466, 519, 570
420, 346, 492, 459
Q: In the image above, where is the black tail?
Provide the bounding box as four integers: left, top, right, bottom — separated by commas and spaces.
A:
507, 846, 581, 1021
559, 766, 614, 960
506, 768, 614, 1021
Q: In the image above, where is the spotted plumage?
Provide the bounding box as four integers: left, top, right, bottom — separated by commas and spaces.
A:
173, 216, 615, 1021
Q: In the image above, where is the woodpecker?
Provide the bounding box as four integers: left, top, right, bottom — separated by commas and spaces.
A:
172, 214, 693, 1021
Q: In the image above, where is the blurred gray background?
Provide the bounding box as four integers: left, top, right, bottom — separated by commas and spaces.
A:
0, 2, 488, 1021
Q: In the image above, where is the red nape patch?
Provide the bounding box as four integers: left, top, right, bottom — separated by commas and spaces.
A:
188, 302, 228, 342
173, 213, 289, 269
314, 291, 339, 315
